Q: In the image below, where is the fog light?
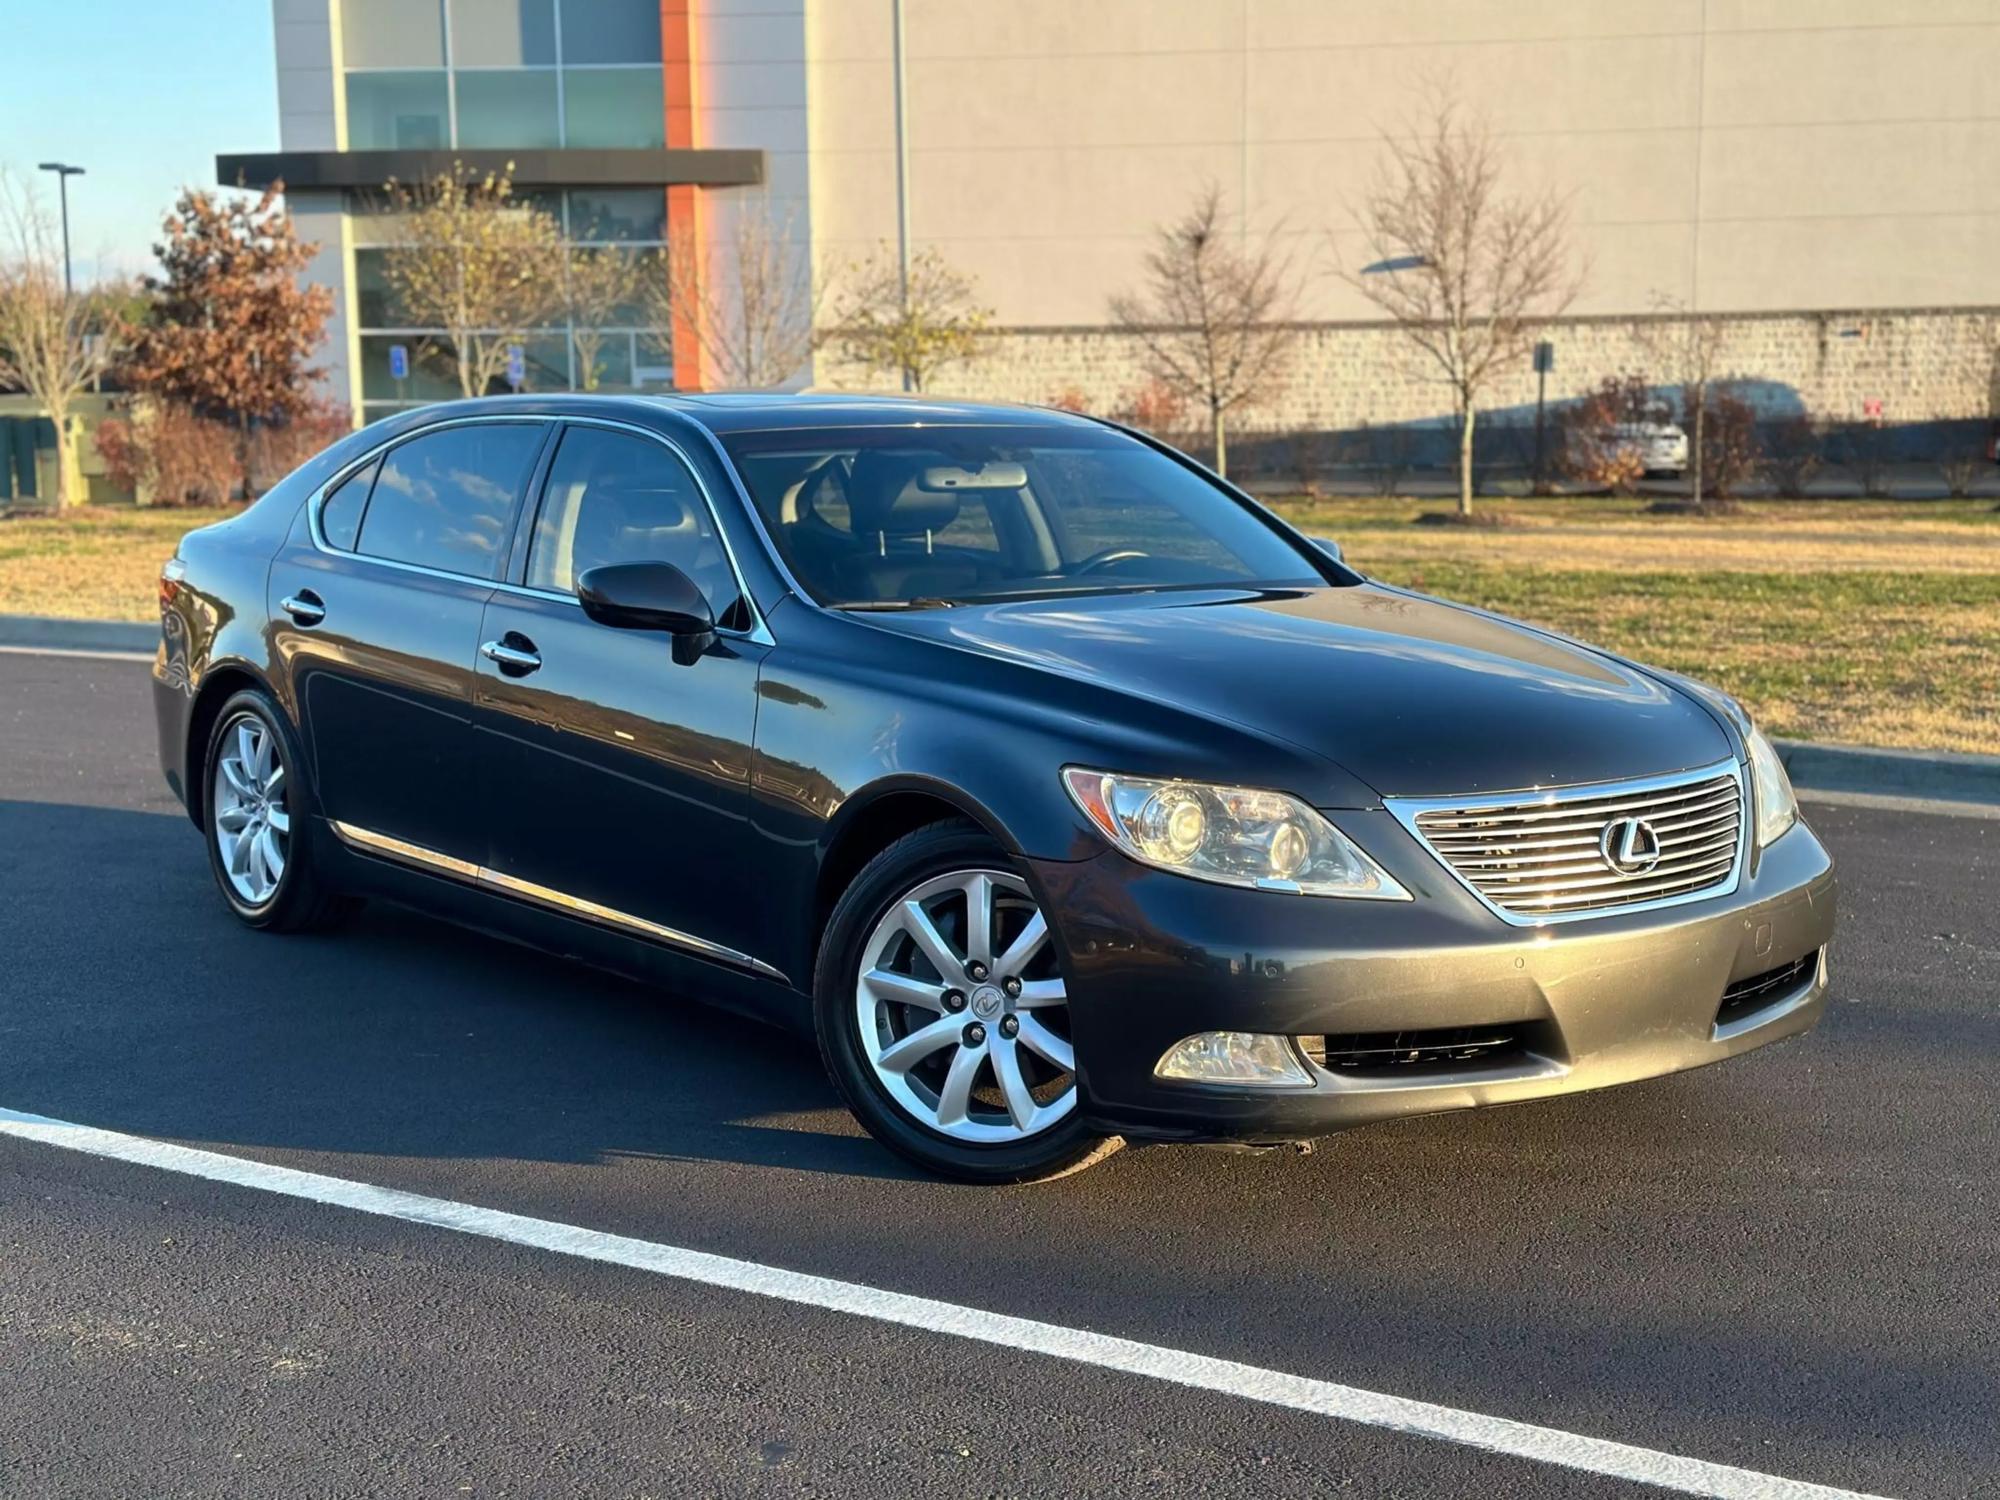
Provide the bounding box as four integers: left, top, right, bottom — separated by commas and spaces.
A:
1154, 1031, 1314, 1088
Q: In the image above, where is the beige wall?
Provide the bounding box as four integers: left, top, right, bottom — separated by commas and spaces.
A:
802, 0, 2000, 325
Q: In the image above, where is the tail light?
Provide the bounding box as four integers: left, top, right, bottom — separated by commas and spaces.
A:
159, 558, 185, 609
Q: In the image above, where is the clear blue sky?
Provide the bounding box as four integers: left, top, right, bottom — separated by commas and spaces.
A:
0, 0, 280, 283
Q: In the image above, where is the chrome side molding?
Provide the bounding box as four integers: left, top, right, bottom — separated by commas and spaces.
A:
328, 820, 788, 984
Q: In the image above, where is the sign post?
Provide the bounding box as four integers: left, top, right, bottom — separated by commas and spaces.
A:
388, 343, 408, 405
507, 344, 526, 392
1532, 340, 1555, 491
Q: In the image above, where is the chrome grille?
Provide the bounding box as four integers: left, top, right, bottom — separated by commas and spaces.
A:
1398, 764, 1744, 922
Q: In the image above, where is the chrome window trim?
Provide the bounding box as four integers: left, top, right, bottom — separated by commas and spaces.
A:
305, 411, 775, 646
329, 819, 789, 984
1384, 758, 1749, 927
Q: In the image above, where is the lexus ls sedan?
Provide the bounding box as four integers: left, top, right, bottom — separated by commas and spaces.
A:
154, 395, 1836, 1182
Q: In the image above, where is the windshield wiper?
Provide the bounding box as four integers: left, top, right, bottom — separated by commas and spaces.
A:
833, 597, 962, 612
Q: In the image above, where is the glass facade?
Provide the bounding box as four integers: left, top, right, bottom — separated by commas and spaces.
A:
338, 0, 676, 415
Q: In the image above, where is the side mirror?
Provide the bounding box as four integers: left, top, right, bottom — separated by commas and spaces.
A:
577, 562, 716, 663
1309, 535, 1343, 563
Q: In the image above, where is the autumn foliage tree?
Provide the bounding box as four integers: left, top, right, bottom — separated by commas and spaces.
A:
1110, 184, 1297, 478
828, 244, 990, 393
379, 164, 564, 399
123, 185, 334, 491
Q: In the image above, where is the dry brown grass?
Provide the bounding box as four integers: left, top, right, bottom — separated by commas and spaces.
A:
0, 505, 229, 622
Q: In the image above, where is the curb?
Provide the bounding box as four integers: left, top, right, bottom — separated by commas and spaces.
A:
0, 614, 155, 654
1, 614, 1996, 810
1774, 737, 2000, 810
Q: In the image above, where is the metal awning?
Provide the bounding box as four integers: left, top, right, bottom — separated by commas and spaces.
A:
216, 148, 764, 192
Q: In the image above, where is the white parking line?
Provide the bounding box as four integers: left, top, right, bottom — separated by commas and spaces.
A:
0, 643, 153, 663
0, 1107, 1886, 1500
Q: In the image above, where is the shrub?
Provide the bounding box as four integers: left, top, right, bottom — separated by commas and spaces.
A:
246, 400, 351, 491
1694, 387, 1761, 501
1557, 374, 1656, 494
1115, 376, 1199, 456
96, 400, 241, 506
1044, 384, 1090, 414
1761, 413, 1823, 497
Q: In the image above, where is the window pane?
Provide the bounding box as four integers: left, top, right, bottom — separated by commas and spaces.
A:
343, 0, 444, 66
353, 250, 413, 328
319, 459, 378, 550
447, 0, 555, 65
526, 427, 734, 611
359, 424, 543, 578
633, 333, 675, 388
345, 72, 450, 149
559, 0, 661, 64
360, 336, 461, 402
455, 68, 560, 148
572, 331, 633, 391
562, 67, 664, 148
567, 188, 667, 242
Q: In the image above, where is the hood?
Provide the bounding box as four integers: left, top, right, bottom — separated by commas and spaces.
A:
862, 584, 1733, 800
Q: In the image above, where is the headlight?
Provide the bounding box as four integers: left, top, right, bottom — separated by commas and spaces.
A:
1062, 768, 1410, 899
1673, 677, 1799, 849
1745, 722, 1798, 848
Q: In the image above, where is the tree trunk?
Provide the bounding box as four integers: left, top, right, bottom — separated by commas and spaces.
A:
1690, 386, 1705, 509
50, 411, 76, 510
1458, 403, 1476, 517
1211, 401, 1227, 478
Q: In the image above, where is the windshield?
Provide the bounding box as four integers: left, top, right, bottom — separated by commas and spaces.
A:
717, 424, 1327, 607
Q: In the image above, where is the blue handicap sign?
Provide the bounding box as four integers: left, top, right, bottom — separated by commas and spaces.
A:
507, 344, 526, 388
387, 343, 409, 380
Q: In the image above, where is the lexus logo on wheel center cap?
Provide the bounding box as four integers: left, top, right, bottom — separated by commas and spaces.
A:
1599, 816, 1663, 875
970, 985, 1005, 1020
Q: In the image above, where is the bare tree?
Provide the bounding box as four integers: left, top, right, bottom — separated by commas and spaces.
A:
1109, 184, 1297, 478
0, 171, 125, 507
1637, 295, 1730, 507
645, 203, 822, 389
1345, 96, 1581, 515
377, 163, 565, 399
563, 246, 643, 391
827, 244, 990, 394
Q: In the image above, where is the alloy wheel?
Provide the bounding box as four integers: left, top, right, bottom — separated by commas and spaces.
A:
854, 868, 1077, 1143
211, 713, 290, 907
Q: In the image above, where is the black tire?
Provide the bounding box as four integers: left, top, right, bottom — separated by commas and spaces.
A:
200, 688, 354, 933
814, 820, 1122, 1184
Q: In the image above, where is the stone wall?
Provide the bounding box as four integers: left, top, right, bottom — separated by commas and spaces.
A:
817, 308, 2000, 457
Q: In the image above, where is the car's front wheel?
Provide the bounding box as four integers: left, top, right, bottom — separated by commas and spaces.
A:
815, 821, 1121, 1183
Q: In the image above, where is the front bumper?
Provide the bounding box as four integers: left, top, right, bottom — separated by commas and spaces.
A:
1030, 811, 1836, 1143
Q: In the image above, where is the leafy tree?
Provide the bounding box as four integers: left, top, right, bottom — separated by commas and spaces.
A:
378, 163, 564, 399
1346, 93, 1581, 516
1637, 295, 1732, 509
1109, 184, 1296, 478
828, 244, 989, 393
563, 245, 643, 391
0, 171, 127, 508
123, 185, 334, 490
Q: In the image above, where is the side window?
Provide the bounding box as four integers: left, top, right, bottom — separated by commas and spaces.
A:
526, 426, 739, 614
356, 423, 544, 579
318, 459, 377, 551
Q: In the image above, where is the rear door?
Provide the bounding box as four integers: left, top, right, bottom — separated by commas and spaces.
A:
268, 417, 550, 865
470, 421, 776, 978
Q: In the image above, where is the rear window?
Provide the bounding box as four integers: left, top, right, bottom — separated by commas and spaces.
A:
356, 423, 544, 579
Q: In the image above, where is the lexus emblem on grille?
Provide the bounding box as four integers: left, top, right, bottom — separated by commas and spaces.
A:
1599, 816, 1663, 875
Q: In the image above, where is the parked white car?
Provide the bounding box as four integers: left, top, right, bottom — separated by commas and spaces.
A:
1607, 421, 1689, 478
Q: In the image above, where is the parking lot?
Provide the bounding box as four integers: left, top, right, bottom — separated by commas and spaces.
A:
2, 649, 1995, 1498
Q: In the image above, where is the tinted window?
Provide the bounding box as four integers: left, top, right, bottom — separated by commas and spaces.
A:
319, 459, 377, 551
526, 427, 737, 613
358, 424, 543, 578
718, 426, 1323, 607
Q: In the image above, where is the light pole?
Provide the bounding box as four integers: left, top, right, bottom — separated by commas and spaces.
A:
890, 0, 912, 390
36, 162, 84, 296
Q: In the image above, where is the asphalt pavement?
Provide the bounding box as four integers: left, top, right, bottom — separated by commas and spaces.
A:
1, 651, 1995, 1499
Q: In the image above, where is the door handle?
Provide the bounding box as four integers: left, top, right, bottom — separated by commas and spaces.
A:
281, 591, 325, 626
480, 637, 542, 675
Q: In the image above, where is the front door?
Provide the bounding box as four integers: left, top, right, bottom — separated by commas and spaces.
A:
268, 418, 549, 864
470, 422, 775, 979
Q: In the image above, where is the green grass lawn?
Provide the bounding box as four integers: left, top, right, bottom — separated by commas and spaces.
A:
5, 497, 1997, 753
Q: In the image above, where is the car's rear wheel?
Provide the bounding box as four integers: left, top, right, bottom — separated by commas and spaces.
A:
815, 822, 1121, 1183
201, 688, 351, 933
